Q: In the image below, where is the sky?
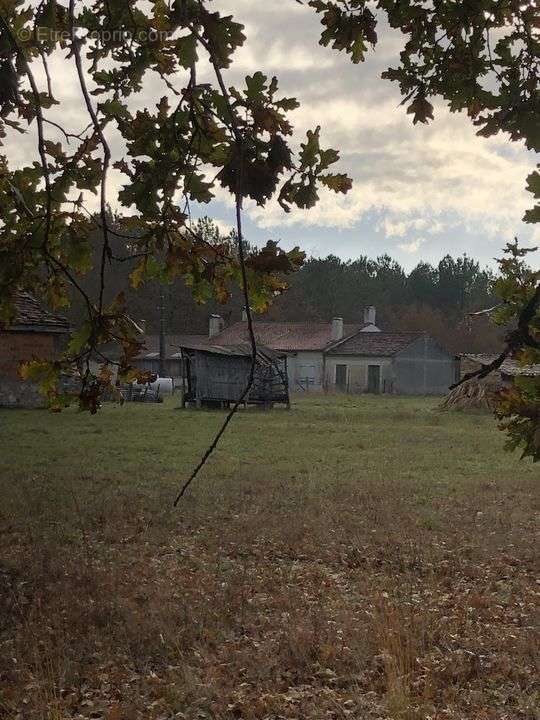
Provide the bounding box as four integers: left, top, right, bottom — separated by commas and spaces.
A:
6, 0, 539, 271
210, 0, 539, 270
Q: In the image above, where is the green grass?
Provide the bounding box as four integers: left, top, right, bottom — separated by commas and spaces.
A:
0, 395, 538, 720
0, 393, 535, 488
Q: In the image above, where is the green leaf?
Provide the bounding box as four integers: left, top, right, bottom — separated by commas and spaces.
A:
525, 168, 540, 198
299, 127, 321, 168
245, 71, 267, 100
67, 321, 93, 355
175, 34, 198, 69
99, 99, 130, 120
407, 94, 434, 125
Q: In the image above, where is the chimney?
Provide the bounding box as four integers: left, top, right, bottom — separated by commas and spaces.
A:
209, 314, 224, 338
331, 317, 344, 342
363, 305, 376, 326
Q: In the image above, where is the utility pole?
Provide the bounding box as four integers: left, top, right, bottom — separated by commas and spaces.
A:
159, 285, 166, 377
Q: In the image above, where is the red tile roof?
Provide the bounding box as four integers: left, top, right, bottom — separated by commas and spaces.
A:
7, 292, 69, 332
327, 332, 425, 356
213, 321, 363, 352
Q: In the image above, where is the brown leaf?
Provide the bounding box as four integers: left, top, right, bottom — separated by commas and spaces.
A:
407, 94, 434, 125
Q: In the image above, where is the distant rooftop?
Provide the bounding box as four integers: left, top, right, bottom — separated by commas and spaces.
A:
5, 292, 69, 333
327, 332, 426, 357
462, 353, 540, 377
141, 333, 209, 356
212, 321, 368, 352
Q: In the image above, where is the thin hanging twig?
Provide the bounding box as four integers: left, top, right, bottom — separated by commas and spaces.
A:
173, 144, 258, 505
68, 0, 112, 315
173, 25, 258, 505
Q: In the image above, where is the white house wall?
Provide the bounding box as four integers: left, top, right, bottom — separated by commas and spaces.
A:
325, 355, 393, 393
286, 350, 325, 391
284, 337, 456, 395
325, 340, 456, 395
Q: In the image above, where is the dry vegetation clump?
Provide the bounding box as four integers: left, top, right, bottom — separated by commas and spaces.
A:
0, 396, 538, 720
440, 378, 500, 412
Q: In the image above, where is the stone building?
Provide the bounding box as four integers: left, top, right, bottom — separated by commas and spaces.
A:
0, 292, 69, 408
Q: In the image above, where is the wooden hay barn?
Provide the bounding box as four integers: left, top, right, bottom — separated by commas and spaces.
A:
178, 343, 290, 409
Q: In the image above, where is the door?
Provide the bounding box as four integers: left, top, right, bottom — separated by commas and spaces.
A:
367, 365, 380, 393
297, 364, 317, 390
335, 364, 347, 391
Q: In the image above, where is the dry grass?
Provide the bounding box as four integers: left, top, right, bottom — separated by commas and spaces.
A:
0, 394, 538, 720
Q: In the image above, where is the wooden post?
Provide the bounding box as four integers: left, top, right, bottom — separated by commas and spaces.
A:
180, 349, 186, 408
158, 285, 167, 378
284, 356, 291, 409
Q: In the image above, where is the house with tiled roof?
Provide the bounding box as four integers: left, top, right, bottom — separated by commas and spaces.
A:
326, 331, 458, 394
131, 305, 457, 396
209, 306, 458, 395
209, 307, 379, 391
0, 292, 69, 407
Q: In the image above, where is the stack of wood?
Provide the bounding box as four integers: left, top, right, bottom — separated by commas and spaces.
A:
440, 378, 499, 411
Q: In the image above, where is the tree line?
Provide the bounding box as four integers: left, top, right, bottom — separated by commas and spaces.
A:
66, 218, 503, 355
274, 252, 495, 317
267, 252, 502, 353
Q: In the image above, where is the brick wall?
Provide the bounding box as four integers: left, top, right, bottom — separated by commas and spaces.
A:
0, 330, 59, 408
0, 331, 57, 379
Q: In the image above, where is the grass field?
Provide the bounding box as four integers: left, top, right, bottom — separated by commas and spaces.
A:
0, 395, 538, 719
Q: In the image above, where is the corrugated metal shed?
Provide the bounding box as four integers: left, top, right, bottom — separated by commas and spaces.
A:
175, 341, 284, 364
177, 342, 289, 407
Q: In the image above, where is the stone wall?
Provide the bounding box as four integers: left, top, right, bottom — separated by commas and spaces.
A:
0, 380, 44, 408
0, 330, 57, 408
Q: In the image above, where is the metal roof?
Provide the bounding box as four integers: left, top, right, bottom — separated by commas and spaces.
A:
175, 341, 285, 365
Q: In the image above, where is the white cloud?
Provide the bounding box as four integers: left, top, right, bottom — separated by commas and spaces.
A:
212, 218, 235, 236
2, 0, 537, 268
244, 101, 533, 246
234, 39, 337, 73
398, 238, 424, 254
214, 1, 536, 262
377, 217, 445, 238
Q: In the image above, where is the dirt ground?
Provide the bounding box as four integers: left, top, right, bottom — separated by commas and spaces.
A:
0, 395, 538, 719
